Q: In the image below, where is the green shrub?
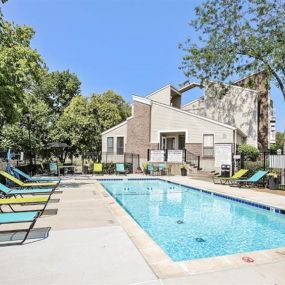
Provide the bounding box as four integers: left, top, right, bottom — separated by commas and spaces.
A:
238, 144, 260, 161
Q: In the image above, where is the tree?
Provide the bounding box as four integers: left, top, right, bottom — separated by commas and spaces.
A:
180, 0, 285, 100
33, 70, 81, 117
50, 91, 131, 162
270, 132, 285, 151
0, 18, 45, 127
238, 144, 260, 161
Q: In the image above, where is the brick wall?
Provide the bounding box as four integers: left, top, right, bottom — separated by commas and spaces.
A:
125, 101, 151, 159
185, 143, 202, 156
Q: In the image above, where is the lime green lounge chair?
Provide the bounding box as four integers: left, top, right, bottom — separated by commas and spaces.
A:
213, 169, 249, 185
0, 211, 40, 246
11, 167, 60, 182
93, 163, 103, 175
0, 171, 58, 188
0, 196, 52, 216
235, 170, 268, 187
115, 163, 126, 175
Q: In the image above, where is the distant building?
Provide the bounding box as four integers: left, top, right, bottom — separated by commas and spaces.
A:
101, 72, 276, 172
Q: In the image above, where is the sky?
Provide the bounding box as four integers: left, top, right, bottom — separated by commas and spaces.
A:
2, 0, 284, 131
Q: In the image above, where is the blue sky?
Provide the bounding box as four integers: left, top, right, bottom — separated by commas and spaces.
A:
2, 0, 284, 131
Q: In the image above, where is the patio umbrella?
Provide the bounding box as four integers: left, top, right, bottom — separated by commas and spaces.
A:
6, 148, 12, 161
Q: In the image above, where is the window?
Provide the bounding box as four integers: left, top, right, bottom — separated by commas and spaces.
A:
107, 137, 114, 153
117, 137, 124, 154
203, 134, 214, 157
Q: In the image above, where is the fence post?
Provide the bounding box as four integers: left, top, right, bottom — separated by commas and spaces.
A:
184, 149, 186, 162
197, 156, 200, 170
147, 149, 150, 161
263, 152, 266, 171
165, 149, 168, 162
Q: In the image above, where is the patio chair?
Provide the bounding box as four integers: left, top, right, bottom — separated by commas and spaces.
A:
234, 170, 268, 188
93, 163, 103, 175
115, 163, 126, 175
0, 196, 52, 216
11, 167, 60, 183
0, 171, 59, 189
213, 169, 249, 185
49, 162, 58, 176
158, 163, 166, 175
0, 211, 40, 246
147, 164, 154, 176
0, 182, 55, 197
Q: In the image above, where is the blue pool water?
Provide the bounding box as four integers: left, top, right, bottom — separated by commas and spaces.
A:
100, 179, 285, 261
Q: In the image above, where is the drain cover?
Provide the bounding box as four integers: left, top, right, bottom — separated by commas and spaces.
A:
177, 220, 184, 224
195, 237, 206, 242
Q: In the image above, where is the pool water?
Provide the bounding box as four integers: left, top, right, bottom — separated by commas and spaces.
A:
100, 179, 285, 261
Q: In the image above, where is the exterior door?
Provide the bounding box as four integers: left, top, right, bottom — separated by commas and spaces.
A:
166, 137, 175, 150
178, 135, 185, 149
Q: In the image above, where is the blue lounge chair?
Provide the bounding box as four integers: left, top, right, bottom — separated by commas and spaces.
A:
115, 164, 126, 175
235, 170, 268, 187
147, 164, 154, 175
49, 162, 58, 176
158, 163, 166, 175
11, 167, 60, 183
0, 182, 54, 197
0, 211, 40, 246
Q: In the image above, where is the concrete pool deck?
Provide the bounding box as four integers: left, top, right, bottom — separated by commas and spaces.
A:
1, 174, 285, 284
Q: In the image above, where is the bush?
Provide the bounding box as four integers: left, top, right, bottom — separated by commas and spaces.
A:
238, 144, 260, 161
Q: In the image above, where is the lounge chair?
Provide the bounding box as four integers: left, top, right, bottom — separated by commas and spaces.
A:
235, 170, 268, 187
0, 196, 52, 216
0, 211, 40, 246
158, 164, 166, 175
0, 182, 55, 197
93, 163, 103, 175
147, 164, 154, 175
11, 167, 60, 182
213, 169, 249, 185
115, 164, 126, 175
49, 162, 58, 176
0, 171, 58, 189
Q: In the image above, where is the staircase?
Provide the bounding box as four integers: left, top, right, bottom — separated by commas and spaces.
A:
184, 150, 201, 170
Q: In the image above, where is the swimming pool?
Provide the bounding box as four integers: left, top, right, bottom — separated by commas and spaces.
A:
99, 179, 285, 261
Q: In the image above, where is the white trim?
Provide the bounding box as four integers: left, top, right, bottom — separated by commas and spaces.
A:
154, 129, 189, 144
101, 120, 128, 135
236, 128, 247, 138
182, 96, 204, 109
178, 82, 201, 93
202, 133, 215, 157
152, 100, 237, 130
133, 96, 151, 105
146, 84, 171, 98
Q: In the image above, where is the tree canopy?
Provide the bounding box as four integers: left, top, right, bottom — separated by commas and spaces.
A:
0, 18, 44, 126
180, 0, 285, 100
33, 70, 81, 117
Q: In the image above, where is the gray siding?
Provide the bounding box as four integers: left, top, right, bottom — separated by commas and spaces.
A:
102, 122, 127, 153
150, 102, 234, 144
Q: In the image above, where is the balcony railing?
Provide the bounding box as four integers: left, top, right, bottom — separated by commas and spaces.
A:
148, 149, 200, 169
